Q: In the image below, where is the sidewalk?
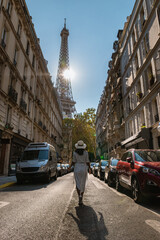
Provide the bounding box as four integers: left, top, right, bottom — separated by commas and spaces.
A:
0, 175, 17, 189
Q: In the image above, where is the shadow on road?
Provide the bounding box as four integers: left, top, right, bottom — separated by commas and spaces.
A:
68, 205, 108, 240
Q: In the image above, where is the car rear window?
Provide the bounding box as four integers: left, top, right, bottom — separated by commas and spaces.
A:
101, 161, 108, 166
135, 151, 160, 162
111, 159, 119, 166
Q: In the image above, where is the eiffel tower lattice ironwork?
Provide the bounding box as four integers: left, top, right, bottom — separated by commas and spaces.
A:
56, 19, 76, 118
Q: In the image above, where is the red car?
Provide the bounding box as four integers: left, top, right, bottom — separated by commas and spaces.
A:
116, 149, 160, 203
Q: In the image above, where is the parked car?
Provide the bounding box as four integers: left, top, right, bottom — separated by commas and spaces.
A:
90, 162, 96, 173
116, 149, 160, 203
16, 142, 57, 183
61, 164, 68, 175
57, 163, 62, 176
98, 160, 109, 180
104, 158, 119, 186
92, 163, 99, 177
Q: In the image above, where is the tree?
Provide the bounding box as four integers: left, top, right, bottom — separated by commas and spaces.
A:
72, 108, 96, 160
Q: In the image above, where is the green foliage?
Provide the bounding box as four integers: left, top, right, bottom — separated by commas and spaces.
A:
72, 108, 96, 158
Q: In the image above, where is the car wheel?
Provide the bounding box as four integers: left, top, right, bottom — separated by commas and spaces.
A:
108, 174, 112, 187
45, 171, 51, 183
54, 171, 57, 180
116, 174, 122, 192
132, 178, 143, 203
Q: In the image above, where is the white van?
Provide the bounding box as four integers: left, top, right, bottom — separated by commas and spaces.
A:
16, 142, 57, 183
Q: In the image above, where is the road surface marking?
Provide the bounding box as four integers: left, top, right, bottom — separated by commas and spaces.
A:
0, 182, 15, 189
0, 201, 10, 209
145, 220, 160, 234
55, 186, 75, 240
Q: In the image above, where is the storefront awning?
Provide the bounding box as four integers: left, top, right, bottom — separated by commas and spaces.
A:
121, 134, 139, 146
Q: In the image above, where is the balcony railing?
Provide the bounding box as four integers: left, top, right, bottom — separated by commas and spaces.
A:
8, 85, 18, 103
20, 98, 27, 112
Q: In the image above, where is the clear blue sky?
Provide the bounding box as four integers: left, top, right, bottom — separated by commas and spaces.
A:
25, 0, 135, 114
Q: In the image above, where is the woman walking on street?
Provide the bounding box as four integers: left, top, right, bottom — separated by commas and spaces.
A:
69, 140, 91, 205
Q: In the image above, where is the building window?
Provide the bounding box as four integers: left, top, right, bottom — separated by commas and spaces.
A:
133, 53, 139, 76
23, 64, 27, 81
144, 32, 150, 55
26, 40, 30, 55
158, 5, 160, 25
132, 30, 136, 48
13, 47, 18, 66
28, 99, 31, 116
157, 136, 160, 148
32, 54, 35, 68
1, 27, 7, 49
140, 7, 145, 25
6, 0, 12, 17
17, 21, 22, 38
153, 99, 159, 123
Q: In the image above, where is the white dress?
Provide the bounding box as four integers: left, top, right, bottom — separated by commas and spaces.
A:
72, 151, 89, 194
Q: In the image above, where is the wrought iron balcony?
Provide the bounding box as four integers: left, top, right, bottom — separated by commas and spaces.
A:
5, 123, 14, 130
20, 98, 27, 112
8, 85, 18, 103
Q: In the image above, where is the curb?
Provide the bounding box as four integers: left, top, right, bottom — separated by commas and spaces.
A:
0, 182, 16, 189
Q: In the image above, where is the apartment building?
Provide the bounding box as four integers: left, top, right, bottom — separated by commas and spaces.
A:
96, 30, 125, 159
0, 0, 63, 175
96, 0, 160, 158
121, 0, 160, 149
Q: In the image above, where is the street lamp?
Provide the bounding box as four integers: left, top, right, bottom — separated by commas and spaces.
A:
157, 122, 160, 133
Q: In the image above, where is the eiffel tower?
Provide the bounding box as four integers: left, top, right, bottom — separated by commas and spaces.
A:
56, 19, 76, 118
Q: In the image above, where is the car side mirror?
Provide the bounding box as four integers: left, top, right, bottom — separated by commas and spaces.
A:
126, 157, 132, 163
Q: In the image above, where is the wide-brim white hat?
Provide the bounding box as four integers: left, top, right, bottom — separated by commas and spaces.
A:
75, 140, 86, 149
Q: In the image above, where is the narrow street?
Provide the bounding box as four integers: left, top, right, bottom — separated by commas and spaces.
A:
0, 173, 160, 240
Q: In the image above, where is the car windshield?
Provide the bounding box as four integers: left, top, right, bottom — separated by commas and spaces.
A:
22, 150, 48, 161
101, 161, 108, 166
57, 163, 60, 167
135, 151, 160, 162
95, 163, 99, 167
111, 159, 119, 166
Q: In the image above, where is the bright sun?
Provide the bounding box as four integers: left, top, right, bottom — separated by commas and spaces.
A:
63, 68, 75, 80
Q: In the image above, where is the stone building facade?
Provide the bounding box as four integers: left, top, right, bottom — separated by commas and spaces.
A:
0, 0, 63, 175
96, 0, 160, 158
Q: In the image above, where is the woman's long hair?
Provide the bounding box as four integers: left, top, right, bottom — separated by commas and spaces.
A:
75, 149, 84, 155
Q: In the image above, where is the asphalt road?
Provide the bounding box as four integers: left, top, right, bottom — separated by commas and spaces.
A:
0, 173, 160, 240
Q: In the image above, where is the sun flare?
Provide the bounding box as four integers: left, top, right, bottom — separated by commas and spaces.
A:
63, 68, 75, 80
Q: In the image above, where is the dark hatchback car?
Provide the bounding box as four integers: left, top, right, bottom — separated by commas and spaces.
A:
98, 160, 109, 180
116, 149, 160, 203
104, 158, 119, 186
